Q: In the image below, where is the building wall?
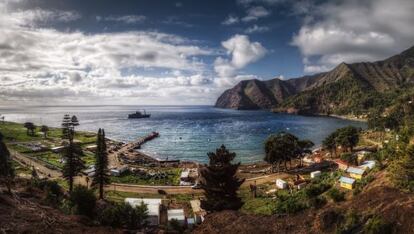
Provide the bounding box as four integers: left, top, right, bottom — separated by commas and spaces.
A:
340, 182, 353, 190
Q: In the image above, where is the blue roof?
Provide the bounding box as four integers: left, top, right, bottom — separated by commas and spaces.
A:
339, 176, 355, 184
347, 167, 365, 175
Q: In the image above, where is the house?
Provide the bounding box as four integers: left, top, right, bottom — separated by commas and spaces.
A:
360, 160, 376, 170
334, 159, 349, 171
168, 209, 186, 226
310, 171, 321, 178
347, 167, 366, 180
296, 182, 307, 190
339, 176, 355, 190
276, 179, 287, 189
180, 170, 190, 181
51, 146, 65, 153
190, 200, 206, 224
110, 166, 129, 176
314, 156, 324, 163
83, 165, 96, 176
125, 198, 162, 226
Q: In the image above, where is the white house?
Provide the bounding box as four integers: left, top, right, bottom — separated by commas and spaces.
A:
310, 171, 321, 178
168, 209, 186, 226
125, 198, 162, 226
276, 179, 287, 189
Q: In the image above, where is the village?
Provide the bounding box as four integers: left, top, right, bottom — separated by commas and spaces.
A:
0, 116, 391, 232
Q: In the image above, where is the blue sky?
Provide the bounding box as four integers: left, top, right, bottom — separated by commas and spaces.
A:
1, 0, 414, 105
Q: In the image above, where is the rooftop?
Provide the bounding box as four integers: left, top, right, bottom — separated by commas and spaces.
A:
339, 176, 356, 184
347, 167, 365, 175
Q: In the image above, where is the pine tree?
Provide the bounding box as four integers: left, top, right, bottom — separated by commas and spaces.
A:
71, 115, 80, 128
199, 145, 245, 212
92, 128, 110, 199
0, 131, 14, 194
62, 128, 85, 193
61, 114, 72, 139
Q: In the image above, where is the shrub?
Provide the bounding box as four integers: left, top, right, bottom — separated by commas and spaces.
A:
327, 188, 345, 202
69, 185, 96, 218
308, 196, 327, 208
97, 202, 148, 229
169, 219, 185, 233
273, 195, 307, 214
340, 153, 357, 165
363, 215, 393, 234
305, 182, 331, 198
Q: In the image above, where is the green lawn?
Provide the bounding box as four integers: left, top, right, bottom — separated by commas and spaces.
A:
105, 190, 164, 203
110, 168, 182, 186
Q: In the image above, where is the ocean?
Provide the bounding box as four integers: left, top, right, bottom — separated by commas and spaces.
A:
0, 105, 366, 163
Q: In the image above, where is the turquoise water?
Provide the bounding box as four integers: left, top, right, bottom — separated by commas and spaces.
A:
0, 105, 366, 163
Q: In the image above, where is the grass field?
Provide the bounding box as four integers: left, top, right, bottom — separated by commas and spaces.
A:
1, 121, 98, 168
110, 168, 182, 186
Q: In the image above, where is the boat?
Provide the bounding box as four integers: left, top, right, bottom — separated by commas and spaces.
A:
128, 110, 151, 119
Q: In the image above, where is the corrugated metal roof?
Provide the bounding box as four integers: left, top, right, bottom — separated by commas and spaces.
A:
125, 198, 161, 216
339, 176, 355, 184
168, 209, 185, 221
347, 167, 365, 175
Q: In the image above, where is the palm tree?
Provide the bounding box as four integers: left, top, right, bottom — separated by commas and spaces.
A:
40, 125, 49, 138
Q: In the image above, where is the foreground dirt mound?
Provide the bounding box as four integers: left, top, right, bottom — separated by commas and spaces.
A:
0, 184, 120, 234
194, 173, 414, 234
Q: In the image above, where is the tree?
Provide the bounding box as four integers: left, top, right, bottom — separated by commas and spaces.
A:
69, 185, 96, 218
323, 132, 338, 158
92, 128, 110, 199
264, 132, 298, 172
296, 139, 314, 167
336, 126, 360, 152
61, 114, 72, 139
40, 125, 49, 138
71, 115, 80, 128
0, 131, 14, 194
62, 128, 85, 193
199, 145, 245, 212
23, 122, 36, 136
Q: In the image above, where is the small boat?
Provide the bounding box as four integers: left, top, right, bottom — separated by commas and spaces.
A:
128, 110, 151, 119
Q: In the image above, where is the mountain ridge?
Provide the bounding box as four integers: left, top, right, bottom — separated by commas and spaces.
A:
215, 45, 414, 115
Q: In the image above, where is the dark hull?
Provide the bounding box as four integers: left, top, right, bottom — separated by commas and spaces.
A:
128, 114, 151, 119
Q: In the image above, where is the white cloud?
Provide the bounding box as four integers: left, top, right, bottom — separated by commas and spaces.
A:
245, 24, 270, 33
214, 34, 267, 80
0, 2, 221, 105
291, 0, 414, 73
222, 15, 239, 25
97, 15, 146, 24
242, 6, 271, 22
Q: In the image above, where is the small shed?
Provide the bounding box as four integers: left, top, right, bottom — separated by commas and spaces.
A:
190, 200, 206, 224
360, 160, 376, 170
168, 209, 186, 226
339, 176, 355, 190
347, 167, 366, 180
310, 171, 321, 178
276, 179, 287, 189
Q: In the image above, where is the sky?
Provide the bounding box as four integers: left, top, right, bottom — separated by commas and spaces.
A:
1, 0, 414, 106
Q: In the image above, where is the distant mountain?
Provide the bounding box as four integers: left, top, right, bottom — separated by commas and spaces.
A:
215, 45, 414, 115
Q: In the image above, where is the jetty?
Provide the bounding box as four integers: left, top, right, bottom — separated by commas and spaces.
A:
108, 132, 160, 167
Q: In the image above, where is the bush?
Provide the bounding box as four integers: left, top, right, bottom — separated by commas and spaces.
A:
32, 179, 63, 205
273, 194, 307, 215
308, 196, 327, 208
305, 182, 331, 198
363, 215, 393, 234
97, 202, 148, 229
69, 185, 96, 218
327, 188, 345, 202
340, 153, 357, 165
169, 219, 185, 233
